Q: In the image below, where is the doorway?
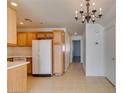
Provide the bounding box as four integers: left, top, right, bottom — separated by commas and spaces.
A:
72, 40, 81, 62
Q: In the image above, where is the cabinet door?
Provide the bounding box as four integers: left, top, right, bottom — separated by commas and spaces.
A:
7, 7, 17, 45
53, 31, 63, 44
27, 33, 37, 46
53, 45, 64, 75
8, 65, 27, 93
27, 57, 32, 74
17, 32, 27, 46
61, 32, 65, 43
7, 69, 16, 93
37, 33, 46, 39
53, 30, 65, 44
15, 65, 27, 93
46, 32, 53, 39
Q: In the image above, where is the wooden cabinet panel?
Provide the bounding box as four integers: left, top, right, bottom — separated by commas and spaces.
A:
17, 32, 53, 47
53, 30, 65, 75
37, 32, 53, 39
17, 32, 36, 47
27, 32, 37, 46
8, 65, 27, 93
46, 32, 53, 39
7, 68, 15, 92
37, 32, 46, 39
17, 32, 27, 46
53, 45, 63, 75
27, 57, 32, 74
61, 32, 65, 43
7, 58, 13, 62
53, 31, 62, 44
7, 7, 17, 45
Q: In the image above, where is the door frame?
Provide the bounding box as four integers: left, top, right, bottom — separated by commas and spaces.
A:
70, 36, 83, 63
72, 40, 81, 62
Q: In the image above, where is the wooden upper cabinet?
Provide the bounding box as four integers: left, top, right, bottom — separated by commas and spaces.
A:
17, 32, 37, 47
17, 32, 27, 46
61, 32, 65, 43
7, 7, 17, 45
27, 32, 37, 46
17, 32, 53, 46
37, 32, 46, 39
37, 32, 53, 39
46, 32, 53, 39
53, 30, 64, 44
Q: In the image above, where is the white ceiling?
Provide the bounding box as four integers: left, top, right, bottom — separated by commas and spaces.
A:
8, 0, 115, 35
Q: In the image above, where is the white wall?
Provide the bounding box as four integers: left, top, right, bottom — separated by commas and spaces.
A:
103, 24, 116, 85
82, 26, 86, 72
7, 47, 32, 57
64, 31, 71, 72
70, 35, 84, 63
85, 24, 104, 76
102, 1, 116, 86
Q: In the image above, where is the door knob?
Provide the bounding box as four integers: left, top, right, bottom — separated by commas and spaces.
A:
112, 58, 115, 61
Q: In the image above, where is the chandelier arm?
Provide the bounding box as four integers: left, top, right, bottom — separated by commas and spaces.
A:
93, 15, 102, 19
86, 0, 90, 23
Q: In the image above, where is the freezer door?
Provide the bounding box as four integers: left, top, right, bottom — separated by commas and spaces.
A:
39, 40, 52, 75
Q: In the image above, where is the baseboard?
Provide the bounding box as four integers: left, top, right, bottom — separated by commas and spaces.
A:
27, 73, 32, 76
32, 74, 52, 77
105, 77, 115, 87
53, 73, 63, 76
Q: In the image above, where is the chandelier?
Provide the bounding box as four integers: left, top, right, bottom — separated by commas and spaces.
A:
74, 0, 102, 24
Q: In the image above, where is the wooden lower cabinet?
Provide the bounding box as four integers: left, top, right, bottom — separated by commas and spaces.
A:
53, 45, 64, 75
7, 65, 27, 93
27, 57, 32, 74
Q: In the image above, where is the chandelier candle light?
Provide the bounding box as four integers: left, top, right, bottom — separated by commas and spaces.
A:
75, 0, 102, 24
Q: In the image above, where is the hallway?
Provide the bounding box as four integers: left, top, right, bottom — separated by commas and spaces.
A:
27, 63, 115, 93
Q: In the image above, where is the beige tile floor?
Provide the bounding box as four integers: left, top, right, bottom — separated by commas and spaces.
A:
27, 63, 115, 93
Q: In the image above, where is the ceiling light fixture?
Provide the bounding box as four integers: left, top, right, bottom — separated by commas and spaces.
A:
25, 18, 32, 22
74, 32, 78, 35
11, 2, 18, 7
19, 22, 24, 25
74, 0, 103, 24
40, 22, 43, 24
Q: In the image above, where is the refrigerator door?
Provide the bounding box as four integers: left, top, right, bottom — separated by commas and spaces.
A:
32, 40, 40, 74
39, 40, 52, 75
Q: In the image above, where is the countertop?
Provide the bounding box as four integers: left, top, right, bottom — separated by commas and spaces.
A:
7, 56, 32, 58
7, 61, 30, 70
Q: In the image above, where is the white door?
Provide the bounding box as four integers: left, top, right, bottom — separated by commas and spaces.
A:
104, 27, 116, 85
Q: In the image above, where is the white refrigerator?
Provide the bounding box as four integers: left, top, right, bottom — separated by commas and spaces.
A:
32, 40, 52, 76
